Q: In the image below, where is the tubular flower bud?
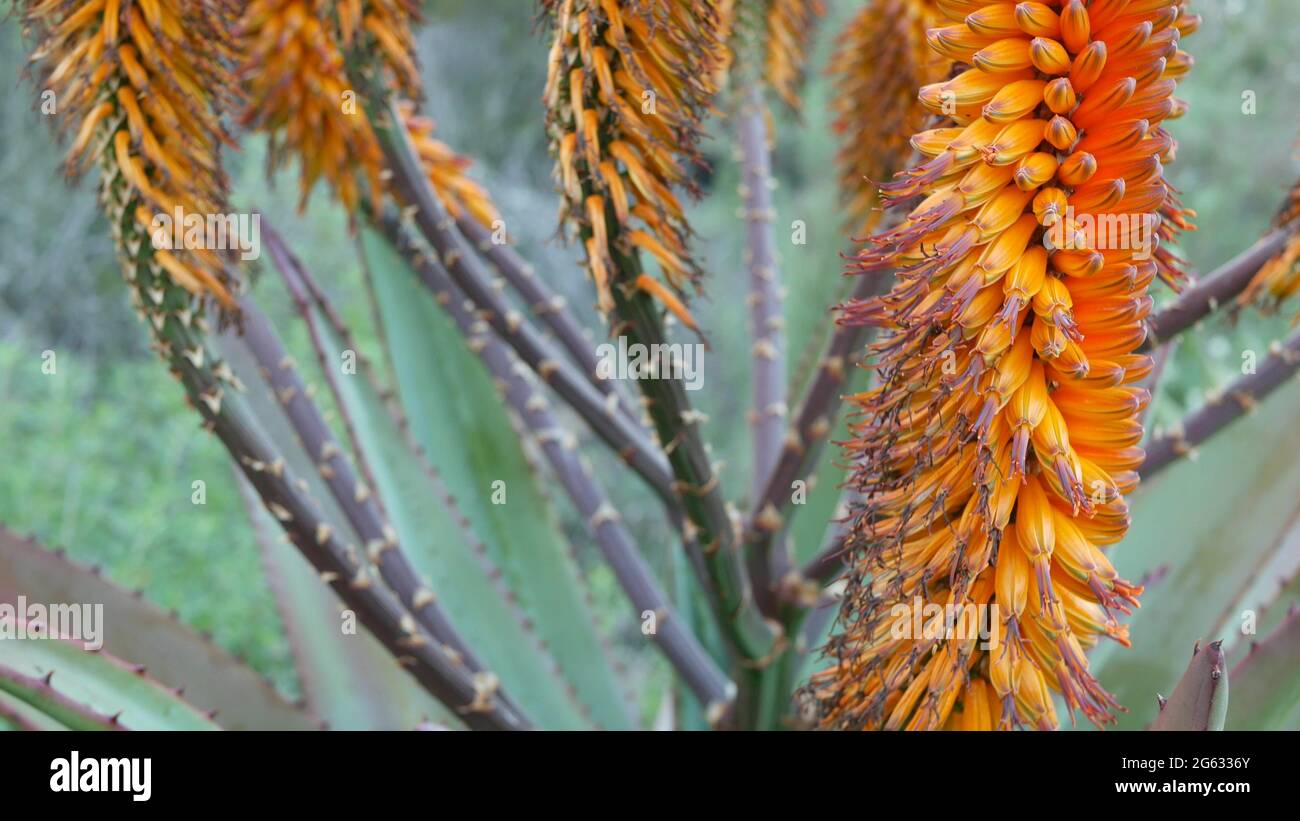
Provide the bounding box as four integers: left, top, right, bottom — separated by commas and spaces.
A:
543, 0, 730, 325
813, 0, 1196, 731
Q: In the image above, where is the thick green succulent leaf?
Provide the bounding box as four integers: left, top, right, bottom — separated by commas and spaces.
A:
1093, 375, 1300, 729
1150, 641, 1229, 731
1227, 609, 1300, 730
0, 526, 319, 731
0, 623, 218, 730
1229, 567, 1300, 669
0, 688, 70, 731
236, 475, 455, 730
358, 227, 634, 729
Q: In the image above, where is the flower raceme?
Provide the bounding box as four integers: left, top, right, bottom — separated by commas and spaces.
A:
238, 0, 420, 212
831, 0, 948, 235
22, 0, 241, 308
237, 1, 500, 230
814, 0, 1199, 731
543, 0, 731, 328
765, 0, 827, 113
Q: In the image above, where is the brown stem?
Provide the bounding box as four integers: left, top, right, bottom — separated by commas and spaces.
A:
1141, 327, 1300, 479
170, 329, 528, 730
1142, 228, 1293, 350
233, 287, 533, 720
366, 111, 675, 506
737, 80, 789, 614
744, 269, 889, 587
337, 215, 735, 716
454, 214, 640, 422
797, 487, 862, 588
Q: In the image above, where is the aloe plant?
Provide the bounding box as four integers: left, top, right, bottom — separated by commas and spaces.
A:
3, 0, 1300, 732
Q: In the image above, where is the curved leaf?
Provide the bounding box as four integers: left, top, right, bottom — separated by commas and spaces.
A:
243, 265, 595, 730
1150, 641, 1229, 731
1227, 609, 1300, 730
235, 473, 455, 730
0, 526, 319, 731
358, 227, 634, 728
1229, 567, 1300, 669
0, 687, 71, 731
0, 621, 219, 730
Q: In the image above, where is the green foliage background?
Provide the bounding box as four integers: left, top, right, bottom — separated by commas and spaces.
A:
0, 0, 1297, 705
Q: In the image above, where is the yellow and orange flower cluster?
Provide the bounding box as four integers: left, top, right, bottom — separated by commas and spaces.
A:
831, 0, 948, 235
237, 0, 419, 212
765, 0, 827, 112
543, 0, 731, 326
815, 0, 1198, 730
1241, 181, 1300, 316
237, 1, 500, 230
22, 0, 241, 307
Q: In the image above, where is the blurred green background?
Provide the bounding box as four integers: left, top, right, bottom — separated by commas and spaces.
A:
0, 0, 1296, 704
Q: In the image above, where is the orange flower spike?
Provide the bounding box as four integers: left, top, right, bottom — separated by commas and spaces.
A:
1016, 658, 1059, 730
930, 22, 999, 62
977, 213, 1040, 281
1015, 474, 1057, 593
765, 0, 828, 112
996, 526, 1032, 625
237, 0, 421, 212
1044, 114, 1079, 151
544, 0, 725, 318
1070, 40, 1109, 92
965, 3, 1020, 36
1033, 186, 1068, 226
817, 0, 1194, 731
1032, 276, 1081, 336
634, 273, 699, 333
1030, 312, 1068, 359
1073, 76, 1138, 128
1014, 2, 1060, 37
24, 0, 241, 307
985, 118, 1049, 166
1058, 150, 1098, 186
1002, 244, 1048, 316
